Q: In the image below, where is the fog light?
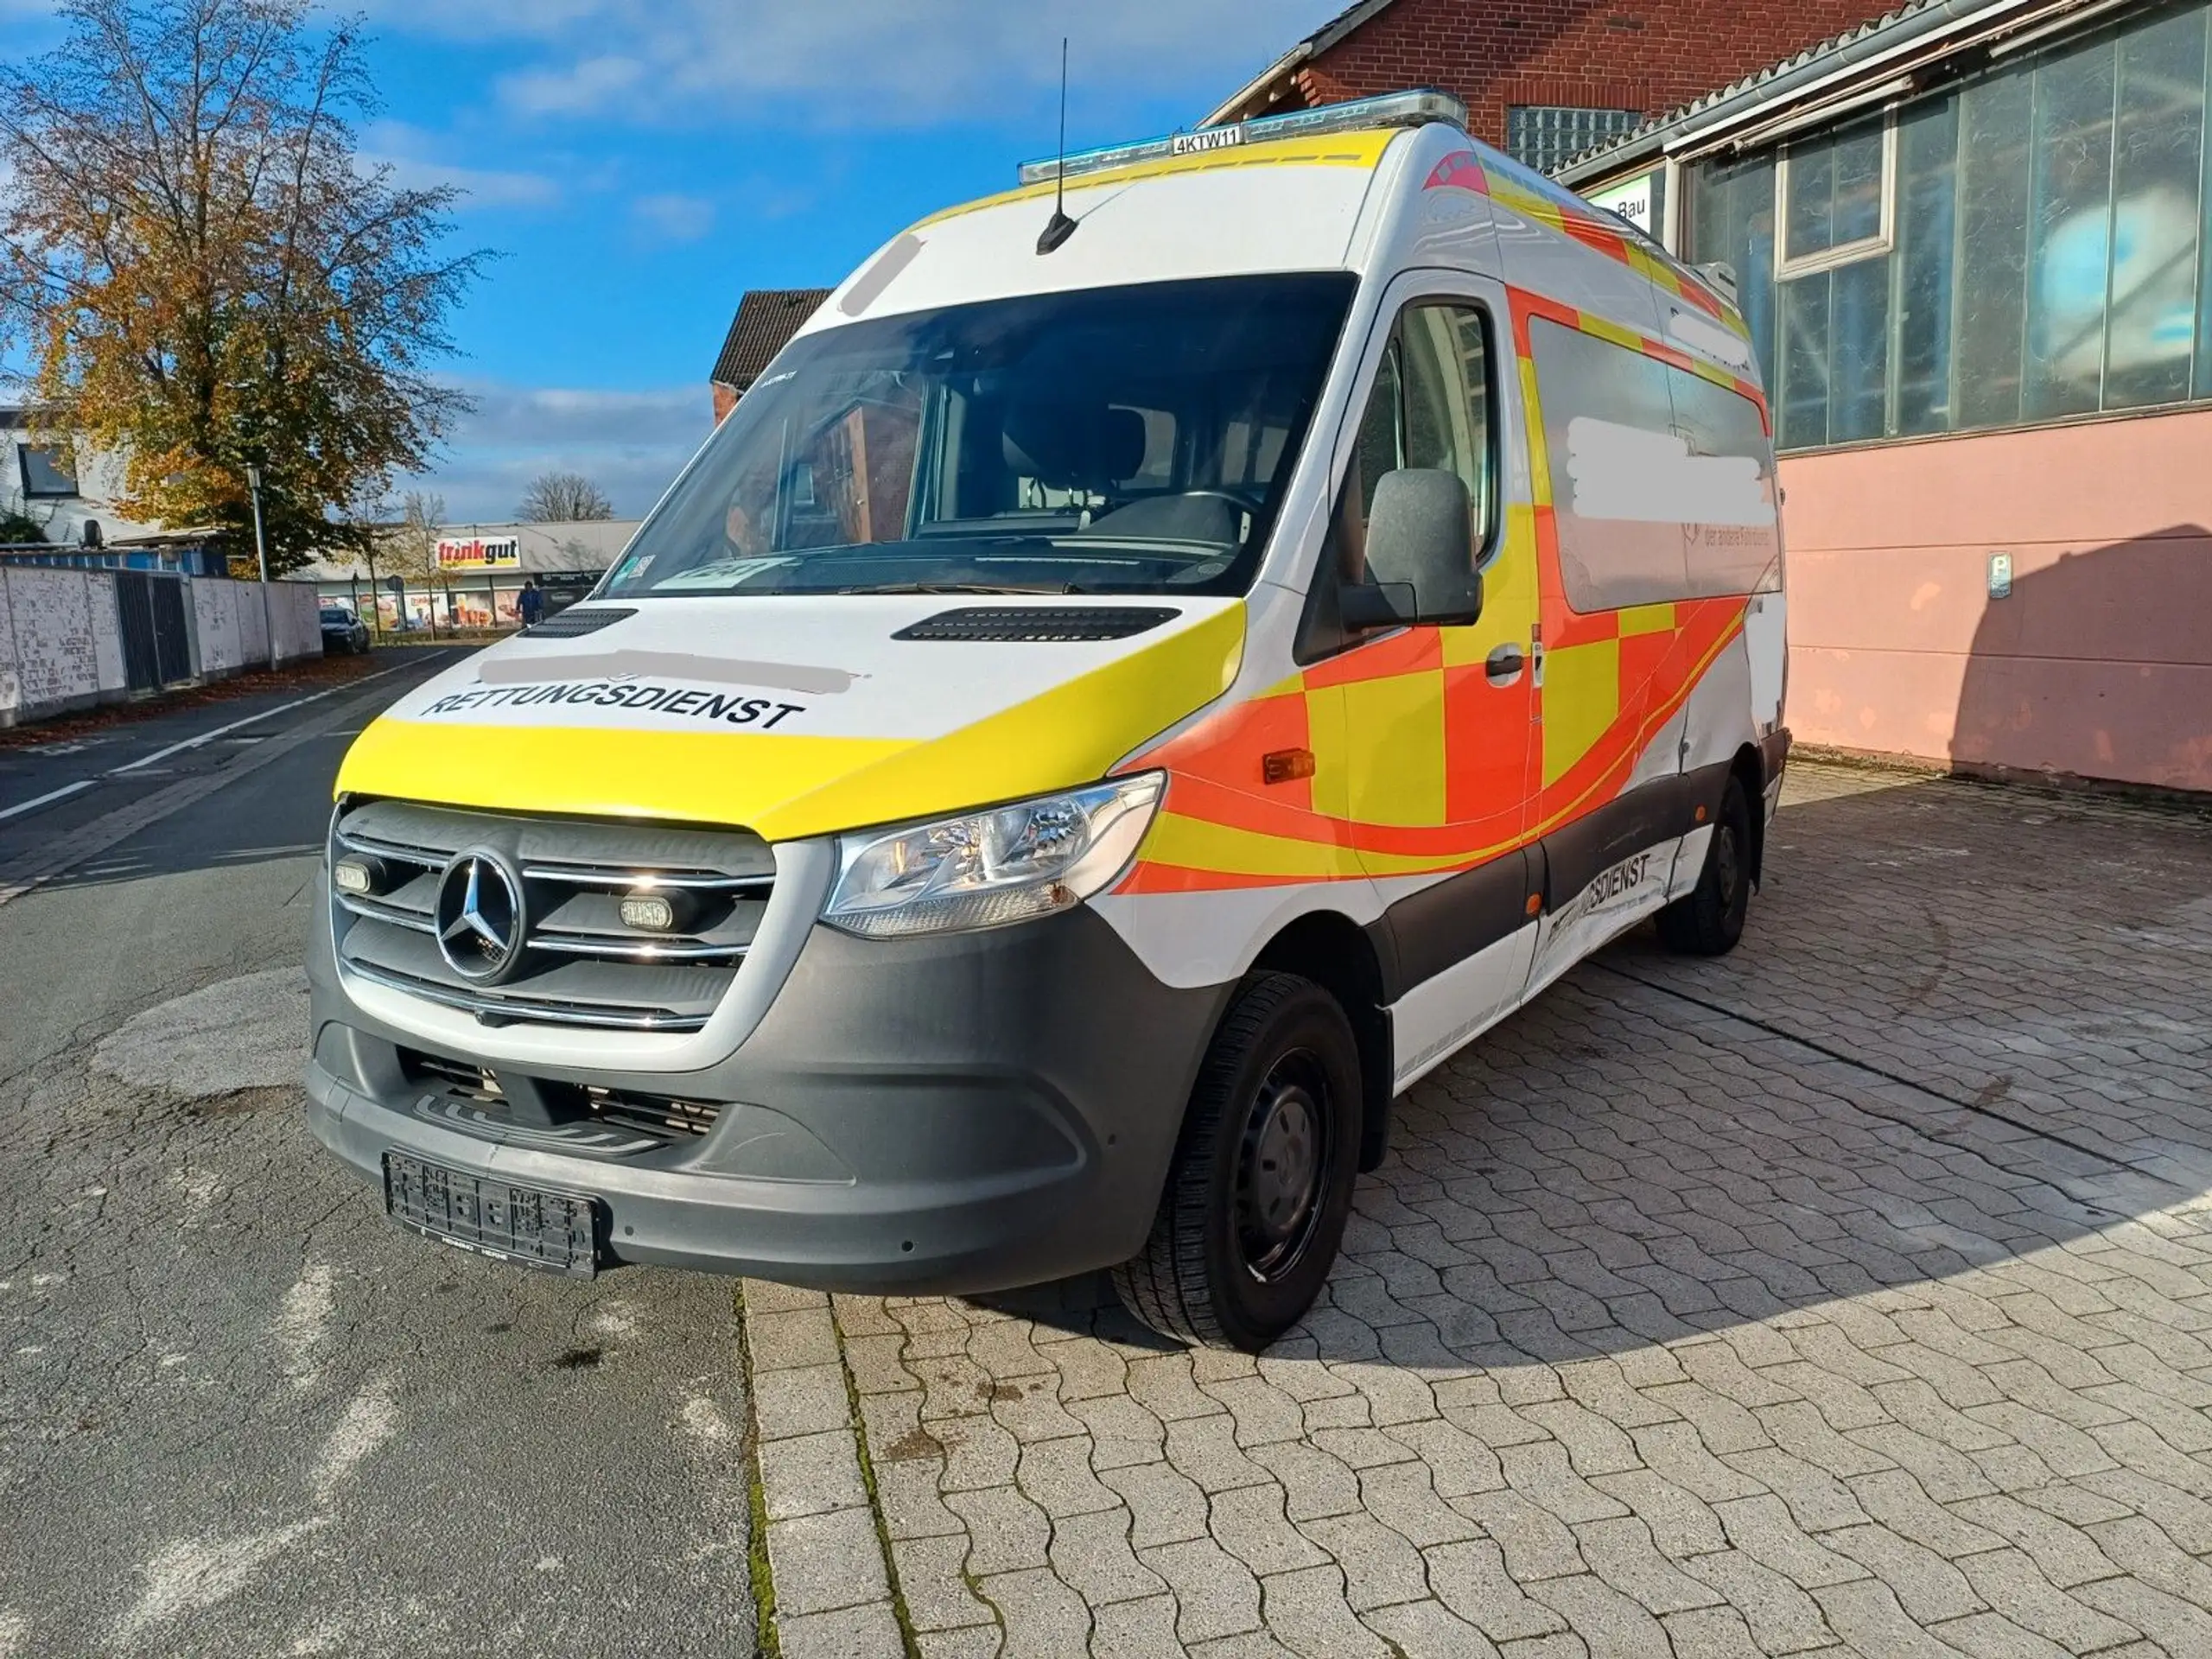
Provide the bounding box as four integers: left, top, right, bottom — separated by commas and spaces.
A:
620, 892, 677, 932
334, 855, 384, 895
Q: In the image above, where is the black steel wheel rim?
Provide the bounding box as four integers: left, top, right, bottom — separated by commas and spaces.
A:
1233, 1048, 1331, 1282
1714, 819, 1742, 911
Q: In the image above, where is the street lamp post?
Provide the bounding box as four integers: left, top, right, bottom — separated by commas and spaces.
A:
245, 464, 270, 583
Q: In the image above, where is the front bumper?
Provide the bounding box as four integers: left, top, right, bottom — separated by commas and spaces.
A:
306, 901, 1230, 1294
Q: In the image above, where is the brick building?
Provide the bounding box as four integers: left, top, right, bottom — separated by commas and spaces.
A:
709, 289, 831, 424
1209, 0, 1900, 175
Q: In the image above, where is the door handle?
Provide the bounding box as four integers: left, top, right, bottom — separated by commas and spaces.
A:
1484, 644, 1526, 686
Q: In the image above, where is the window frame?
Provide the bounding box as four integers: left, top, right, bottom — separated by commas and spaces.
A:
16, 442, 78, 500
1773, 112, 1900, 279
1333, 293, 1506, 574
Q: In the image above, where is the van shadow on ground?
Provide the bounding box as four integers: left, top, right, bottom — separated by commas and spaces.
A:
979, 766, 2212, 1365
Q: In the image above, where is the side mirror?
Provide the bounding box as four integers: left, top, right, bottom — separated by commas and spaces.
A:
1348, 467, 1482, 629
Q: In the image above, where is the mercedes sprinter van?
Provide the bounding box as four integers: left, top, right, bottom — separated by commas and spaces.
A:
308, 91, 1789, 1351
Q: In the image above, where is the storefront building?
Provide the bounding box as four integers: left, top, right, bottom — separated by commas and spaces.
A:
1561, 0, 2212, 791
308, 518, 638, 632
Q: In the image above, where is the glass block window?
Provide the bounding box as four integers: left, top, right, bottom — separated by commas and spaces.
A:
1508, 106, 1643, 176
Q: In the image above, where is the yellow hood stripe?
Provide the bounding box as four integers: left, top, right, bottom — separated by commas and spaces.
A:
337, 606, 1246, 842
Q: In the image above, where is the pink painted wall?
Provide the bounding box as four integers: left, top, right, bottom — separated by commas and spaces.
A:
1778, 408, 2212, 792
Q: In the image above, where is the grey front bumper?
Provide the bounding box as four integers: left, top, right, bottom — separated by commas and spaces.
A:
306, 903, 1231, 1294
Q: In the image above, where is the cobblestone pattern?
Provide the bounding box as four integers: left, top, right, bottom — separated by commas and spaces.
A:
755, 763, 2212, 1656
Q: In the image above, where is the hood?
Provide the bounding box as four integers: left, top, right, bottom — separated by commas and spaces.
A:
336, 595, 1244, 842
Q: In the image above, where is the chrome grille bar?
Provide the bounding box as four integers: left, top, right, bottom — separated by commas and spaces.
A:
519, 863, 773, 893
342, 959, 709, 1032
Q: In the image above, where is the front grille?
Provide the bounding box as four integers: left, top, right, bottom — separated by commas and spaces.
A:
335, 800, 773, 1033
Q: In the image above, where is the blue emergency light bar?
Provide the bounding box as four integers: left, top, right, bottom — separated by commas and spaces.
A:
1016, 89, 1470, 188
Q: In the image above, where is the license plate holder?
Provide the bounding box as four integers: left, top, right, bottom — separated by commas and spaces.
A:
383, 1152, 601, 1277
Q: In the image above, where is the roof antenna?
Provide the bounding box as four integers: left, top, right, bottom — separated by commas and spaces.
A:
1037, 37, 1077, 255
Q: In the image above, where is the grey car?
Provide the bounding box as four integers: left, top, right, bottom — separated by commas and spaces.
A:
319, 606, 371, 654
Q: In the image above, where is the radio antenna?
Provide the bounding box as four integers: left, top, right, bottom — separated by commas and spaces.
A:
1037, 37, 1077, 255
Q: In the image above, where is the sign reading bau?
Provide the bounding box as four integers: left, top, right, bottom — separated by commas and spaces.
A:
435, 536, 519, 570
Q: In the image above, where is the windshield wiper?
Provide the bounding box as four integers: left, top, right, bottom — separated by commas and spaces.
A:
839, 581, 1079, 595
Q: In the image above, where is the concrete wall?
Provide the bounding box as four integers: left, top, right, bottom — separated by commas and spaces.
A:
0, 570, 323, 728
269, 582, 322, 664
1780, 407, 2212, 792
0, 566, 130, 724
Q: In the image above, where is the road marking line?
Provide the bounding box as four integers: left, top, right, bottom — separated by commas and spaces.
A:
106, 660, 408, 777
0, 780, 94, 823
0, 652, 450, 911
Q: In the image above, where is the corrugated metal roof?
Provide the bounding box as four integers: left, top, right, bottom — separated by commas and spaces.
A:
1554, 0, 1961, 178
709, 289, 832, 392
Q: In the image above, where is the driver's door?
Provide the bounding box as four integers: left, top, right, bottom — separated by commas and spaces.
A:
1311, 274, 1541, 1081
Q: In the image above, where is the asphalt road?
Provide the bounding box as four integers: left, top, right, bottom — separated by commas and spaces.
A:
0, 651, 759, 1657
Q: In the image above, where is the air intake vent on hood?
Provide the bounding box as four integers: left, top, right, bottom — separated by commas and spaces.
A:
893, 607, 1179, 643
527, 607, 635, 638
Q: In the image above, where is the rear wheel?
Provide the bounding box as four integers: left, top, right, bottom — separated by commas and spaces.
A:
1657, 773, 1753, 955
1112, 972, 1361, 1351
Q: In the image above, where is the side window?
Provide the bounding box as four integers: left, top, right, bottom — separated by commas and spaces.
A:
1400, 305, 1495, 547
1528, 317, 1778, 611
1352, 340, 1402, 518
1338, 302, 1498, 577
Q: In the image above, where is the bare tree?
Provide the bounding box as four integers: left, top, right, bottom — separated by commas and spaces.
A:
0, 0, 489, 572
518, 470, 613, 523
371, 488, 448, 627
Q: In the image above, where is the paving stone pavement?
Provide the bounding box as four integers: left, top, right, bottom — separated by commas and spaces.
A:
742, 760, 2212, 1657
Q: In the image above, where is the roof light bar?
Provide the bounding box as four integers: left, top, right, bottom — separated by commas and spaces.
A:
1017, 89, 1469, 188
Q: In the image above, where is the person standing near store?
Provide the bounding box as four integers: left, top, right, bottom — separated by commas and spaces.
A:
517, 576, 545, 629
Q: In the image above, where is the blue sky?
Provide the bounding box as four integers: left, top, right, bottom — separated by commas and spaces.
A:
9, 1, 1347, 521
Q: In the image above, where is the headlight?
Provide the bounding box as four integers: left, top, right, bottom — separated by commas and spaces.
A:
823, 773, 1165, 938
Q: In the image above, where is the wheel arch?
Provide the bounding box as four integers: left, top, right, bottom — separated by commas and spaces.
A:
1732, 740, 1767, 888
1249, 909, 1395, 1174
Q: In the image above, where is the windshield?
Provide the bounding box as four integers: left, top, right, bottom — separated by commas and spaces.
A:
600, 274, 1357, 600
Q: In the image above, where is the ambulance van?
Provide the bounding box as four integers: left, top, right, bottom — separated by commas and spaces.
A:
308, 92, 1788, 1351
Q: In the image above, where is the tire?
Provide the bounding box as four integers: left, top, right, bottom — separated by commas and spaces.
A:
1112, 972, 1362, 1352
1658, 773, 1753, 956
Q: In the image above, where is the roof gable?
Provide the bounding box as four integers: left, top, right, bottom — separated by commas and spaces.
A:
709, 289, 832, 391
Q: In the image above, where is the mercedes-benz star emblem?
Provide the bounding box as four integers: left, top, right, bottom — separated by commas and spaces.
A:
435, 850, 526, 983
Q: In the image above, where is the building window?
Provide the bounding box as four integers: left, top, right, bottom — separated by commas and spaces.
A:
1508, 106, 1643, 177
1777, 118, 1892, 273
1688, 0, 2212, 452
16, 442, 76, 499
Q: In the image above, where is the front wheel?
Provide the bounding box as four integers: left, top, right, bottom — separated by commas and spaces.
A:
1112, 972, 1362, 1351
1657, 774, 1753, 955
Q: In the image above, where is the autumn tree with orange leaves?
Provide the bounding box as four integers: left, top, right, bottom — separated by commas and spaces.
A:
0, 0, 486, 572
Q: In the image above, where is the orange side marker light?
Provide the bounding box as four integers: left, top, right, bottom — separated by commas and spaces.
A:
1262, 748, 1316, 786
1525, 893, 1542, 917
1695, 804, 1709, 823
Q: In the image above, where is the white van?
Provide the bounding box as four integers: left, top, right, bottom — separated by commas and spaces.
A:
308, 92, 1788, 1351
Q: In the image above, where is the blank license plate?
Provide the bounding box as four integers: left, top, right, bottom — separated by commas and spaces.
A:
383, 1152, 601, 1277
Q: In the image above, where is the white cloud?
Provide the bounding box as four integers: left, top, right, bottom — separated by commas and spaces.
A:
631, 191, 716, 244
358, 120, 561, 209
502, 54, 648, 117
397, 381, 709, 522
359, 0, 1344, 129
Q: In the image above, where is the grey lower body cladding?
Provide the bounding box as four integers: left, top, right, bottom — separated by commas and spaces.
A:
306, 901, 1231, 1294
